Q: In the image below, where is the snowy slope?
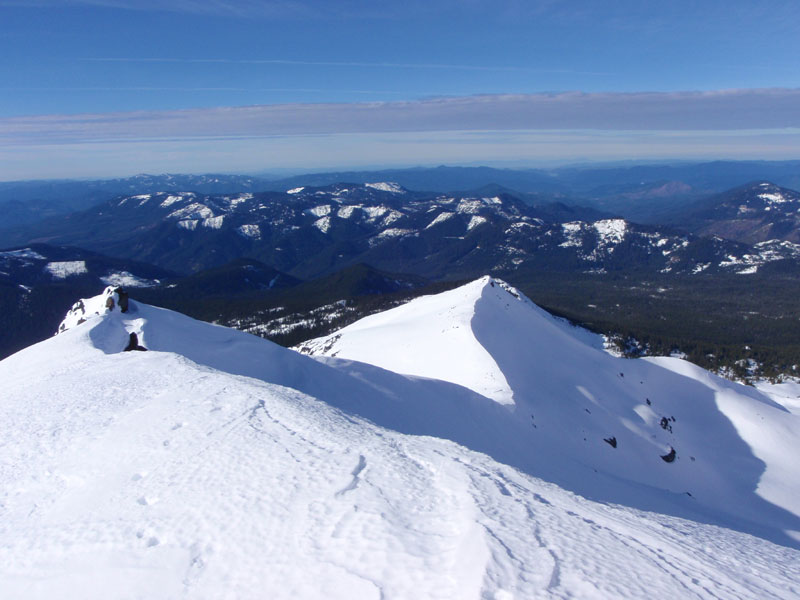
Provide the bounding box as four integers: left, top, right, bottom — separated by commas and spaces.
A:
1, 285, 799, 599
300, 277, 800, 547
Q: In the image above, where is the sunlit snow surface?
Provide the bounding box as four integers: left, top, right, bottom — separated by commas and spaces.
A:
1, 279, 799, 599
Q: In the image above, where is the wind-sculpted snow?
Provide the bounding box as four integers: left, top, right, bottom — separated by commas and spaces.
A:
1, 281, 799, 598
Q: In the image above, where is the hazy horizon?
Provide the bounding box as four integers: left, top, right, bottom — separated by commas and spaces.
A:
1, 1, 798, 180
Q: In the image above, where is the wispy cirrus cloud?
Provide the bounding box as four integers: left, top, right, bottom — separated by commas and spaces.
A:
5, 0, 800, 28
2, 89, 799, 146
79, 57, 605, 75
0, 0, 315, 18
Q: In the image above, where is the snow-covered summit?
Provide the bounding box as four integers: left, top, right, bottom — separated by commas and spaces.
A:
298, 276, 601, 405
1, 282, 799, 598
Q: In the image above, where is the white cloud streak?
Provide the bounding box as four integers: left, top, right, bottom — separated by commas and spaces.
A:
3, 128, 799, 181
79, 57, 605, 75
2, 89, 799, 146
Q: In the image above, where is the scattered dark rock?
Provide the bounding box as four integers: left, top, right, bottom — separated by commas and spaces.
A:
646, 398, 651, 405
105, 296, 115, 311
124, 332, 147, 352
660, 417, 673, 433
603, 436, 617, 448
117, 288, 129, 313
661, 447, 676, 463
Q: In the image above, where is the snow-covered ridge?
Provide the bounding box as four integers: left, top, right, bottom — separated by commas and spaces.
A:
1, 281, 799, 597
101, 184, 800, 277
299, 276, 800, 549
0, 248, 46, 261
364, 181, 404, 193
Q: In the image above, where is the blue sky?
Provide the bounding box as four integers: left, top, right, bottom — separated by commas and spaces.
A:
0, 0, 799, 179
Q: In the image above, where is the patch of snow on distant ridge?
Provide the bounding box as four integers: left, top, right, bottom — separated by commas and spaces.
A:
456, 199, 484, 214
177, 219, 198, 231
160, 195, 185, 208
45, 261, 88, 279
758, 193, 789, 204
313, 216, 331, 233
467, 215, 487, 230
337, 205, 361, 219
0, 248, 46, 260
426, 212, 455, 229
560, 222, 583, 248
286, 187, 304, 194
594, 219, 627, 244
101, 272, 158, 288
202, 216, 225, 229
365, 182, 403, 193
381, 210, 404, 227
237, 224, 261, 239
376, 227, 414, 239
362, 206, 388, 220
229, 193, 253, 207
168, 203, 214, 220
306, 205, 332, 218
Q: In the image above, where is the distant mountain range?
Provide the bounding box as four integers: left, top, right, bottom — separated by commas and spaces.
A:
0, 173, 272, 228
3, 170, 800, 376
679, 181, 800, 244
3, 160, 800, 229
3, 183, 799, 281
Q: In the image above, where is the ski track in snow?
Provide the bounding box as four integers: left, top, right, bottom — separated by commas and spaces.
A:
1, 285, 799, 598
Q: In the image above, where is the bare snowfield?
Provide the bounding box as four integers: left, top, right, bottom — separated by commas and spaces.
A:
1, 282, 799, 599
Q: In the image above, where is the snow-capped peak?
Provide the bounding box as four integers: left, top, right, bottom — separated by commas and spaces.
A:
298, 276, 600, 405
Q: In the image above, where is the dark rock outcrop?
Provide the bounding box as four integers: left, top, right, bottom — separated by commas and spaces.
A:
124, 332, 147, 352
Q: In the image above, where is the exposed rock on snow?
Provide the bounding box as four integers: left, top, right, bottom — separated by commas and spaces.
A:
57, 286, 129, 334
